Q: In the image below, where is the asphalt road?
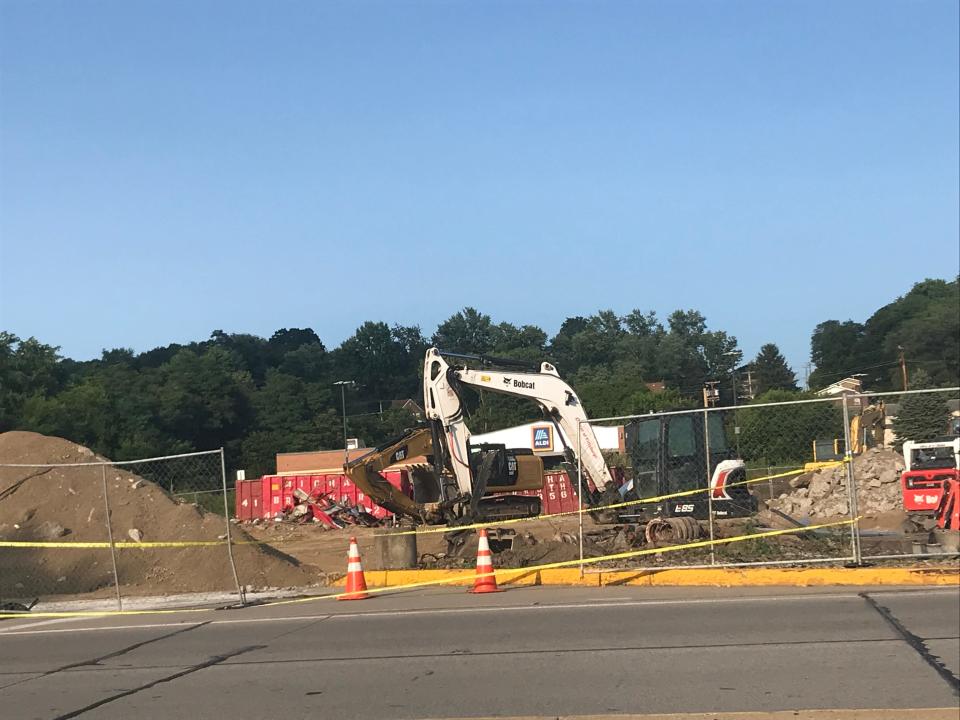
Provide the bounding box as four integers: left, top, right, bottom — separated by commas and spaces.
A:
0, 586, 957, 719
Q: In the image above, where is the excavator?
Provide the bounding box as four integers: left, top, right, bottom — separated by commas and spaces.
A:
343, 348, 622, 525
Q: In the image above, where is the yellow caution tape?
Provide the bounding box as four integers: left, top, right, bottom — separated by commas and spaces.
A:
376, 461, 844, 537
0, 540, 235, 549
0, 517, 857, 619
0, 462, 841, 549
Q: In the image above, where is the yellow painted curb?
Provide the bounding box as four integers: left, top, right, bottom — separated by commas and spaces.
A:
598, 567, 960, 587
333, 566, 960, 588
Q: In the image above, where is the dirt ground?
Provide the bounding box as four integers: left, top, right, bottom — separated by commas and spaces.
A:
241, 505, 943, 576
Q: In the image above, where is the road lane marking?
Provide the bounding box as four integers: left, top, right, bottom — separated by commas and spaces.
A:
0, 616, 84, 632
2, 587, 955, 638
0, 591, 890, 636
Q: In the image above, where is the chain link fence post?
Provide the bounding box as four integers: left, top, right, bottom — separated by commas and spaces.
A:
100, 465, 123, 612
841, 396, 862, 565
703, 409, 715, 565
220, 449, 245, 605
577, 419, 584, 578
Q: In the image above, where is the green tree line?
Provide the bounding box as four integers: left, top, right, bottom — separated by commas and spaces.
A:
808, 277, 959, 391
2, 277, 955, 476
1, 307, 749, 475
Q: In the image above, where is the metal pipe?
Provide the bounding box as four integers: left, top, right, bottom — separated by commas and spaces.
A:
220, 449, 245, 606
100, 465, 122, 612
0, 448, 223, 469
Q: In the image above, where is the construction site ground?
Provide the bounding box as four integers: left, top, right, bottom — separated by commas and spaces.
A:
242, 507, 955, 581
2, 431, 956, 608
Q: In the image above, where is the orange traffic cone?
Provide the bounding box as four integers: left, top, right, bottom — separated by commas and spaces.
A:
338, 537, 369, 601
469, 528, 502, 594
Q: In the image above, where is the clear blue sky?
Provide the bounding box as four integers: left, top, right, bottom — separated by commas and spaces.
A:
1, 1, 958, 382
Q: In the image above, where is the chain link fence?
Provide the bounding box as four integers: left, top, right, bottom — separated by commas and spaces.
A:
0, 449, 243, 610
578, 386, 959, 571
2, 388, 956, 608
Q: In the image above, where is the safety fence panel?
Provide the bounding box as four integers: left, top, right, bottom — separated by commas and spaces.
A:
581, 387, 959, 571
0, 450, 242, 610
846, 388, 960, 562
711, 398, 857, 565
582, 399, 857, 571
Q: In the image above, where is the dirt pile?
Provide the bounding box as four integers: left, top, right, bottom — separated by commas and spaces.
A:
0, 431, 316, 598
766, 447, 905, 519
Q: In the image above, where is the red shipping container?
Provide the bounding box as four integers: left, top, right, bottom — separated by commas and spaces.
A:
234, 479, 262, 521
262, 476, 284, 518
541, 472, 579, 514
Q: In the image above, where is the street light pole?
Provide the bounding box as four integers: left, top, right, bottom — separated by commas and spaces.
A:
724, 351, 742, 455
333, 380, 354, 465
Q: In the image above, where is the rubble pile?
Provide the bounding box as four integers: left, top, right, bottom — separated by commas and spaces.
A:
277, 487, 382, 529
767, 447, 905, 519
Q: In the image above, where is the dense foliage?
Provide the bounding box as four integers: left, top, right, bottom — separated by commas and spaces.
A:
749, 344, 799, 395
0, 307, 743, 475
892, 371, 953, 447
808, 278, 959, 390
2, 277, 955, 475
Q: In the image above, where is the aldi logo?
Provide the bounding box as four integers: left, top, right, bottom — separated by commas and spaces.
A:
532, 425, 553, 452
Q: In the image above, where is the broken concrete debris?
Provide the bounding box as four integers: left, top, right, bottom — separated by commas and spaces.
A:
769, 447, 905, 518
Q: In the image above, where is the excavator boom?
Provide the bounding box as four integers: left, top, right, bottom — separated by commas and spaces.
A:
424, 348, 618, 507
342, 348, 616, 525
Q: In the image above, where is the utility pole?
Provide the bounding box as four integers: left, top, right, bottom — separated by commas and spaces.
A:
743, 369, 755, 401
333, 380, 355, 464
898, 346, 909, 391
703, 381, 720, 408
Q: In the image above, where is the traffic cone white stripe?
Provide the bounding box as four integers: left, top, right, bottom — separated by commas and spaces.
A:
339, 537, 369, 601
469, 528, 502, 593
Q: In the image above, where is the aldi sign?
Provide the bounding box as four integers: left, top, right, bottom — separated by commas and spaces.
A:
532, 425, 553, 452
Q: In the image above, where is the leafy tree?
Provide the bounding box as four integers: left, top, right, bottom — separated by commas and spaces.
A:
892, 371, 952, 447
809, 278, 959, 390
432, 308, 495, 354
210, 331, 271, 383
333, 321, 416, 401
0, 333, 65, 431
808, 320, 866, 389
156, 347, 255, 452
751, 343, 798, 395
279, 343, 331, 383
573, 363, 690, 417
267, 328, 322, 365
548, 316, 590, 372
737, 390, 844, 465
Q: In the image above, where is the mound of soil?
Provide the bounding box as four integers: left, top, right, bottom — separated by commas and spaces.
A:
0, 431, 316, 598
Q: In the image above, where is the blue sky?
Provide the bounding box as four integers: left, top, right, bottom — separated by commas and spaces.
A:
1, 1, 958, 383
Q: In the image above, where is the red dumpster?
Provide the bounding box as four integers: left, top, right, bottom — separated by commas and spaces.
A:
234, 479, 262, 521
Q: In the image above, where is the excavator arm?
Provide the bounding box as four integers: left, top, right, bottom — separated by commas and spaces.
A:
423, 348, 618, 507
342, 348, 617, 526
342, 427, 438, 523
